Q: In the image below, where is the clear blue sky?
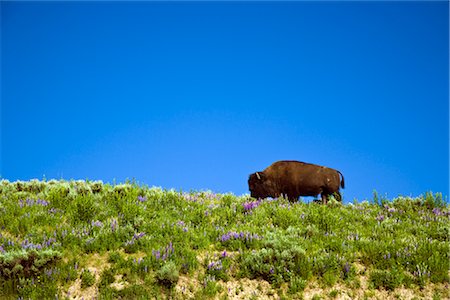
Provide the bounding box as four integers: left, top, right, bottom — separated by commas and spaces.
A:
1, 1, 449, 202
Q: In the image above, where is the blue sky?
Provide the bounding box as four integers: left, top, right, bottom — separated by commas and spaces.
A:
1, 1, 449, 202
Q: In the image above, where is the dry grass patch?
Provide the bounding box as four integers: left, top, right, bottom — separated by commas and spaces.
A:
64, 253, 109, 300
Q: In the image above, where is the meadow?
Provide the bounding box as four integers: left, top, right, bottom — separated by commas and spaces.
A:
0, 179, 448, 299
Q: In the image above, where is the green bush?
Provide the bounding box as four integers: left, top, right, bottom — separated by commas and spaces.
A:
0, 249, 61, 279
369, 268, 404, 290
239, 230, 310, 285
81, 268, 96, 288
156, 261, 179, 288
71, 195, 97, 223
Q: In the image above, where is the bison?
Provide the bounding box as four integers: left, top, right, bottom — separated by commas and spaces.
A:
248, 160, 345, 204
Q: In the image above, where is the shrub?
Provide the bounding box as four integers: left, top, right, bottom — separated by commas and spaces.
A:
81, 268, 96, 288
239, 231, 310, 285
288, 276, 307, 294
369, 268, 404, 290
422, 192, 445, 209
156, 261, 179, 288
71, 195, 97, 223
0, 249, 61, 279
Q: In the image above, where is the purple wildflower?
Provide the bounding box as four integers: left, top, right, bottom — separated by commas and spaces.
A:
221, 250, 228, 258
45, 269, 53, 277
135, 232, 145, 239
138, 195, 147, 202
176, 221, 189, 232
125, 232, 146, 247
243, 200, 262, 212
432, 208, 442, 216
344, 262, 350, 275
219, 231, 262, 243
91, 220, 103, 228
152, 242, 174, 261
376, 214, 385, 222
207, 260, 223, 271
110, 219, 118, 232
19, 198, 49, 207
153, 250, 161, 260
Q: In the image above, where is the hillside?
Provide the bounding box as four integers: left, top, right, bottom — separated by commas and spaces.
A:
0, 180, 448, 299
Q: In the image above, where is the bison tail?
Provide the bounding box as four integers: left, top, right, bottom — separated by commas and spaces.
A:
338, 171, 345, 189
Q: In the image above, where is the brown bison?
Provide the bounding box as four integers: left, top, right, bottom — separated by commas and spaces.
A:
248, 160, 345, 204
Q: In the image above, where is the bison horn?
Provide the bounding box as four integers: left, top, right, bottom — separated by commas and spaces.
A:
256, 172, 261, 180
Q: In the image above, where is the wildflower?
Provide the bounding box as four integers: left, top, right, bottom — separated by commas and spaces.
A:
153, 250, 161, 260
19, 198, 49, 207
221, 250, 228, 258
432, 208, 442, 216
110, 219, 118, 232
44, 237, 56, 247
125, 232, 146, 247
176, 221, 189, 232
135, 232, 145, 239
137, 195, 147, 202
207, 260, 223, 271
45, 269, 53, 277
344, 262, 350, 275
37, 199, 49, 206
152, 242, 174, 261
376, 214, 385, 222
219, 231, 262, 243
91, 220, 103, 228
243, 200, 261, 212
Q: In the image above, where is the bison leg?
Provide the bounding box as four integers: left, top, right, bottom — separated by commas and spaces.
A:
288, 194, 298, 202
321, 193, 328, 205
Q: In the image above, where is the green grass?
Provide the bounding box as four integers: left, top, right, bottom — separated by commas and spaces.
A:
0, 179, 448, 299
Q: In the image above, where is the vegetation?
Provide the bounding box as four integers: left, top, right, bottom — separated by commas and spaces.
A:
0, 179, 448, 299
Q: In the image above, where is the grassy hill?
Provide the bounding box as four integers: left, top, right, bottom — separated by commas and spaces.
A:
0, 180, 448, 299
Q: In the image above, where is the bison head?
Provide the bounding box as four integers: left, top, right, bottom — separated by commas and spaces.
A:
248, 172, 275, 199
